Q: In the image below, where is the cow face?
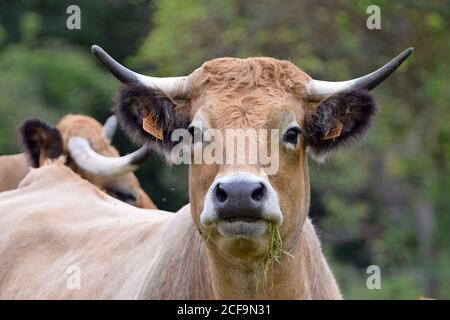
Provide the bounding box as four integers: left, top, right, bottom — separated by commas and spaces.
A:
20, 115, 155, 209
95, 45, 410, 264
115, 58, 377, 262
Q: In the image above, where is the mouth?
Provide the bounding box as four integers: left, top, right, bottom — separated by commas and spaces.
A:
215, 218, 269, 237
201, 208, 283, 228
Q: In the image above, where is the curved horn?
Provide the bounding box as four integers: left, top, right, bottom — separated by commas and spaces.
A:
91, 45, 190, 98
306, 47, 413, 102
102, 115, 118, 141
68, 137, 151, 177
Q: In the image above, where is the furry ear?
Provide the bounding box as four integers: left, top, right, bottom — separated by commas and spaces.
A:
19, 118, 64, 167
115, 84, 190, 160
304, 89, 377, 161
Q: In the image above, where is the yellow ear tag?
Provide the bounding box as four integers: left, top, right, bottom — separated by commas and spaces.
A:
142, 114, 164, 141
321, 121, 343, 140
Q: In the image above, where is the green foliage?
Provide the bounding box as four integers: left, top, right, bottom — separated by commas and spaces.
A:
0, 44, 116, 152
19, 11, 42, 43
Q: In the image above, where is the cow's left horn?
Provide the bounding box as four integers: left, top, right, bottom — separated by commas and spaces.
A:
68, 137, 150, 176
91, 45, 190, 99
102, 115, 118, 141
305, 47, 413, 102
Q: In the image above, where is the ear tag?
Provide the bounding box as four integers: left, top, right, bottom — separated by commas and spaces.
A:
321, 121, 343, 140
142, 114, 164, 141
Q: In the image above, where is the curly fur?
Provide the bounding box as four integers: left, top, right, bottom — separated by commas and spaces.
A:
115, 84, 190, 160
304, 89, 377, 161
19, 118, 64, 167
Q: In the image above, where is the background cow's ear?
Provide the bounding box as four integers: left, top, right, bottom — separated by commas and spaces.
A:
304, 89, 377, 161
19, 118, 64, 167
116, 84, 190, 161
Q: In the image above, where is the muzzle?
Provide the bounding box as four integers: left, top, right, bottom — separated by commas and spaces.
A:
201, 173, 283, 232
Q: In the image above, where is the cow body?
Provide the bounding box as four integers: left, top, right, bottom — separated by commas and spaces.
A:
0, 163, 339, 299
0, 154, 29, 192
0, 164, 166, 299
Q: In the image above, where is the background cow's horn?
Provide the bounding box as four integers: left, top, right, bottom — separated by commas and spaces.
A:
305, 47, 413, 102
91, 45, 189, 98
68, 136, 151, 177
102, 115, 118, 141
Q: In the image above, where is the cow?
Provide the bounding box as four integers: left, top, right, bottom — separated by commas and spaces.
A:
0, 114, 156, 209
0, 45, 412, 299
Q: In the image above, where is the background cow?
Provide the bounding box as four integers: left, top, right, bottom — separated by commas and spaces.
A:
0, 114, 156, 209
0, 154, 29, 193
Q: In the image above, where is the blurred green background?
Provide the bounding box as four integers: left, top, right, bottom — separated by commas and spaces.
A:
0, 0, 448, 299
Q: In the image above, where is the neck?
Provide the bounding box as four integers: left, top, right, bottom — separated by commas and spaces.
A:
205, 238, 304, 299
138, 206, 341, 299
205, 218, 341, 299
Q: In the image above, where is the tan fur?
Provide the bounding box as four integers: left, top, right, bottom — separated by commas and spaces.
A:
184, 58, 341, 299
0, 164, 339, 299
0, 164, 165, 299
0, 154, 29, 192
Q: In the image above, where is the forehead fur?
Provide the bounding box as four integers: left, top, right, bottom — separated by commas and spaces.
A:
188, 57, 312, 128
57, 114, 120, 157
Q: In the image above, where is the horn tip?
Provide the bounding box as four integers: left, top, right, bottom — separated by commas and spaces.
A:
91, 45, 102, 56
400, 47, 414, 61
106, 114, 117, 122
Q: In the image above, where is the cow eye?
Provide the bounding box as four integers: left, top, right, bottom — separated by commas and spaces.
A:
284, 126, 302, 145
188, 125, 203, 144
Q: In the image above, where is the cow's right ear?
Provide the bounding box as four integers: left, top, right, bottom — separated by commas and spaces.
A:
116, 84, 190, 160
19, 118, 64, 167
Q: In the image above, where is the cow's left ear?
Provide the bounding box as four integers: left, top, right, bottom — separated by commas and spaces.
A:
19, 118, 64, 167
304, 89, 377, 161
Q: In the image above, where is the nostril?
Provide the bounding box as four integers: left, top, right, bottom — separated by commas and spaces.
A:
215, 183, 228, 203
251, 183, 266, 202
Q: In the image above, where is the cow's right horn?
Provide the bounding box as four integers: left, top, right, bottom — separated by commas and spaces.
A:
68, 136, 150, 177
91, 45, 190, 99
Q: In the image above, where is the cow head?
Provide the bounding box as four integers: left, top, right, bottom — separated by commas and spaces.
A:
20, 114, 155, 209
93, 46, 412, 265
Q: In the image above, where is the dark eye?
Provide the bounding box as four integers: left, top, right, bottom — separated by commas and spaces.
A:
188, 125, 203, 144
105, 187, 137, 205
284, 126, 302, 145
